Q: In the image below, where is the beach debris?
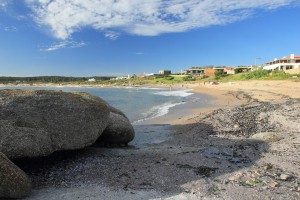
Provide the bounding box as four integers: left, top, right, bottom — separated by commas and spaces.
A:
226, 162, 300, 197
176, 164, 218, 177
240, 179, 262, 187
203, 100, 299, 137
194, 166, 218, 177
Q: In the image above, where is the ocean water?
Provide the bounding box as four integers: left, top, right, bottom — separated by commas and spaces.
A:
0, 86, 212, 124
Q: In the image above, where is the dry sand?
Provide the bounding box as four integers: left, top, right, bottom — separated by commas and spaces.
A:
18, 80, 300, 200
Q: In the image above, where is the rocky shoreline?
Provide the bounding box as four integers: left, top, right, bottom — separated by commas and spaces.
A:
9, 90, 299, 199
0, 84, 299, 200
0, 90, 135, 199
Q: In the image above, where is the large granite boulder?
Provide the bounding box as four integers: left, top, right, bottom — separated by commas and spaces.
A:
96, 107, 135, 145
0, 90, 110, 159
0, 152, 31, 199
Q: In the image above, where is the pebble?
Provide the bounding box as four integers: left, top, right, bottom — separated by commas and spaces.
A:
279, 174, 290, 181
270, 182, 279, 189
264, 196, 272, 200
228, 172, 243, 182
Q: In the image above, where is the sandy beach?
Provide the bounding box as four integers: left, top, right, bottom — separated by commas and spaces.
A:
14, 80, 300, 200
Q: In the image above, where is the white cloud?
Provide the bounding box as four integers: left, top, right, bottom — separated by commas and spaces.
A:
3, 26, 17, 32
40, 40, 86, 51
26, 0, 295, 40
104, 31, 120, 40
0, 0, 9, 9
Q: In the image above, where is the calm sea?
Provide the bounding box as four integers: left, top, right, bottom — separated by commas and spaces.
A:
0, 86, 212, 124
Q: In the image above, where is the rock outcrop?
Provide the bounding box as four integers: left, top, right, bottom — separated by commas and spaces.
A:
0, 152, 31, 199
0, 90, 110, 159
0, 89, 136, 199
96, 107, 135, 146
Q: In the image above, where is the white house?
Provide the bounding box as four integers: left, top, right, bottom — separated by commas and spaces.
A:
115, 74, 132, 80
88, 78, 96, 82
263, 54, 300, 71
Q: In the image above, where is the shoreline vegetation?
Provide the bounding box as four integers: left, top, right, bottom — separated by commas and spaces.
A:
1, 78, 300, 199
0, 69, 299, 88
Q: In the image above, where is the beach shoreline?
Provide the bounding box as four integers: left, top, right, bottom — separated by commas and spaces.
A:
5, 80, 300, 199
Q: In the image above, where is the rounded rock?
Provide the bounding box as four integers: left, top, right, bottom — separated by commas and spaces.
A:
0, 90, 110, 159
0, 152, 32, 199
96, 108, 135, 145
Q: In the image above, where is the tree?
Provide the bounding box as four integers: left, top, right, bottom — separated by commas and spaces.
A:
214, 71, 223, 80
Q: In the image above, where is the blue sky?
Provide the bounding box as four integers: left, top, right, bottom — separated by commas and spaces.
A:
0, 0, 300, 77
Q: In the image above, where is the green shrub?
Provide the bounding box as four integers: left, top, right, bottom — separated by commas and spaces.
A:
183, 76, 195, 81
242, 70, 269, 80
214, 71, 223, 80
234, 68, 244, 74
272, 70, 287, 77
268, 70, 293, 80
164, 76, 174, 80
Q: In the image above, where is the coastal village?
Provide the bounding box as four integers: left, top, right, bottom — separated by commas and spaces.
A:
111, 54, 300, 80
1, 54, 299, 85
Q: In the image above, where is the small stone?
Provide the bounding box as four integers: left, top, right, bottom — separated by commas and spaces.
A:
228, 172, 243, 182
263, 163, 273, 171
184, 189, 191, 193
279, 174, 290, 181
270, 182, 279, 189
228, 176, 236, 181
251, 170, 262, 178
264, 196, 272, 200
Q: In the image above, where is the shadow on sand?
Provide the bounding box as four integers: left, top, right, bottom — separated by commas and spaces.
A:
15, 122, 269, 199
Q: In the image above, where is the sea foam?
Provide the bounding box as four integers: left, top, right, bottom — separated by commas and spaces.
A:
153, 89, 193, 97
132, 101, 184, 124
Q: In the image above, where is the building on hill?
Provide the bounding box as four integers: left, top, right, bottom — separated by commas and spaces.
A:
88, 78, 96, 82
138, 73, 155, 78
186, 66, 213, 76
188, 68, 205, 75
214, 67, 235, 75
159, 70, 171, 75
205, 68, 216, 76
185, 66, 235, 77
263, 54, 300, 71
234, 66, 253, 73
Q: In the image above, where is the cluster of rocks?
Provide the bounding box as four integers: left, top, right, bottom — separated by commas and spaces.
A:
0, 90, 135, 199
203, 100, 299, 137
226, 163, 300, 198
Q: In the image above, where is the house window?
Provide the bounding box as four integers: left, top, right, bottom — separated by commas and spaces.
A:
286, 65, 293, 70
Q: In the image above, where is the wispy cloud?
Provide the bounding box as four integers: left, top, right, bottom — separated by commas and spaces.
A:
0, 24, 17, 32
104, 31, 120, 40
40, 40, 86, 51
26, 0, 295, 40
3, 26, 17, 32
135, 52, 144, 55
0, 0, 9, 9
